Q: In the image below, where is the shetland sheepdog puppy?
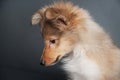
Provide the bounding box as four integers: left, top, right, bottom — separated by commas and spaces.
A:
31, 1, 120, 80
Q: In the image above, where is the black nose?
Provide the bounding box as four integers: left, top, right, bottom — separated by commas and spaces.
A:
40, 60, 46, 66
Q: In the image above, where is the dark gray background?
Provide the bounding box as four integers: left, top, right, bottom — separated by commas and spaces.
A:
0, 0, 120, 80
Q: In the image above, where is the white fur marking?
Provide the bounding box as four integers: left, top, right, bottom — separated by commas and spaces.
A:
63, 45, 100, 80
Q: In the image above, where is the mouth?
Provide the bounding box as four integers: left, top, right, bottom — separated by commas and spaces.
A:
50, 52, 73, 66
50, 55, 61, 66
40, 52, 73, 67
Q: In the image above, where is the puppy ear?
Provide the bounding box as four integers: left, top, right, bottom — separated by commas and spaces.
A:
45, 8, 67, 25
54, 15, 67, 26
31, 13, 41, 25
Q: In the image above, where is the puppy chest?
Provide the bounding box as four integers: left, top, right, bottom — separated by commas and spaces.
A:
63, 55, 101, 79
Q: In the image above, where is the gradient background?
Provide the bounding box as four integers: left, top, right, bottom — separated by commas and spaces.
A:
0, 0, 120, 80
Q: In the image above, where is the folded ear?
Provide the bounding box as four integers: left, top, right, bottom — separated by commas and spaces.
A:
45, 8, 68, 31
32, 8, 69, 31
31, 12, 41, 25
54, 15, 68, 26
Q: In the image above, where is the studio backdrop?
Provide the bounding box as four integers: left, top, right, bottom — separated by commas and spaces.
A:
0, 0, 120, 80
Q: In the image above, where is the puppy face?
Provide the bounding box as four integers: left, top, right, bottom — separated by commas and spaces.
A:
31, 2, 88, 66
41, 24, 77, 66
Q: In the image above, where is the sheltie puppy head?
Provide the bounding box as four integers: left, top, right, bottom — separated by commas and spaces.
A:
31, 1, 90, 66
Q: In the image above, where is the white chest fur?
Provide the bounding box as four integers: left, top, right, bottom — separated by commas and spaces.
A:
62, 45, 101, 80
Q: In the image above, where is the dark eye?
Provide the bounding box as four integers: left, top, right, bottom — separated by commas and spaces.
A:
50, 39, 56, 44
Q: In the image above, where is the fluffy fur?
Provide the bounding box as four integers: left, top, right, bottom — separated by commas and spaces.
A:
31, 1, 120, 80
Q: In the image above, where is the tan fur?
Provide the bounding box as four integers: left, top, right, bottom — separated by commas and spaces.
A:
32, 1, 120, 80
